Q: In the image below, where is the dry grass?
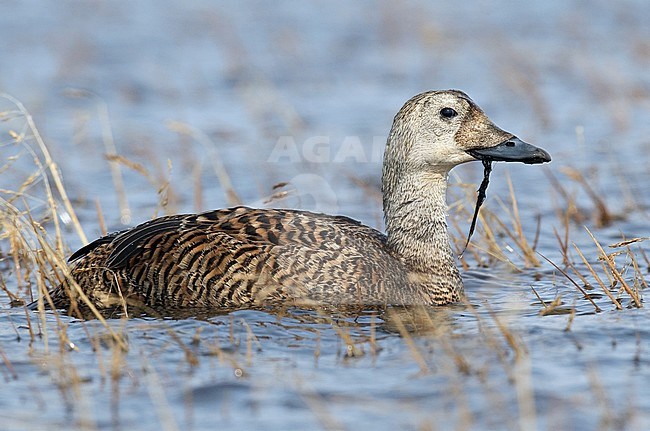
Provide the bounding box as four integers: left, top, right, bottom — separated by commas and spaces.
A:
444, 148, 646, 314
448, 173, 544, 271
542, 167, 645, 311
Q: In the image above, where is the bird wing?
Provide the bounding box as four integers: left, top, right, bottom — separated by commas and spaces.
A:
69, 206, 393, 306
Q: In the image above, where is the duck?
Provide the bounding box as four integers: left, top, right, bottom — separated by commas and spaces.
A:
31, 90, 550, 316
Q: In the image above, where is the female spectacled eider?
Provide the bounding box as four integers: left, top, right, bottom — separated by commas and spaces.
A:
32, 90, 550, 316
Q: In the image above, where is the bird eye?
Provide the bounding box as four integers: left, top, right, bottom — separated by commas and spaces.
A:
440, 107, 457, 118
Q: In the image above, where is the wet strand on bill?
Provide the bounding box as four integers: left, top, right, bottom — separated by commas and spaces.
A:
461, 160, 493, 255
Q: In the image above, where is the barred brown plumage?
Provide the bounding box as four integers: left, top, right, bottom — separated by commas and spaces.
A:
33, 90, 550, 317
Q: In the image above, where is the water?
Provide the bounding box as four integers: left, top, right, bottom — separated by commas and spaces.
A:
1, 1, 649, 430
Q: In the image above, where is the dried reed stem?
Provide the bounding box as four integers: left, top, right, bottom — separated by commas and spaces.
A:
1, 93, 87, 245
572, 244, 623, 310
538, 253, 602, 312
167, 120, 241, 206
585, 227, 642, 307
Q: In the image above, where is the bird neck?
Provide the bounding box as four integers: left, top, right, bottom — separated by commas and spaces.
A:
382, 167, 459, 276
